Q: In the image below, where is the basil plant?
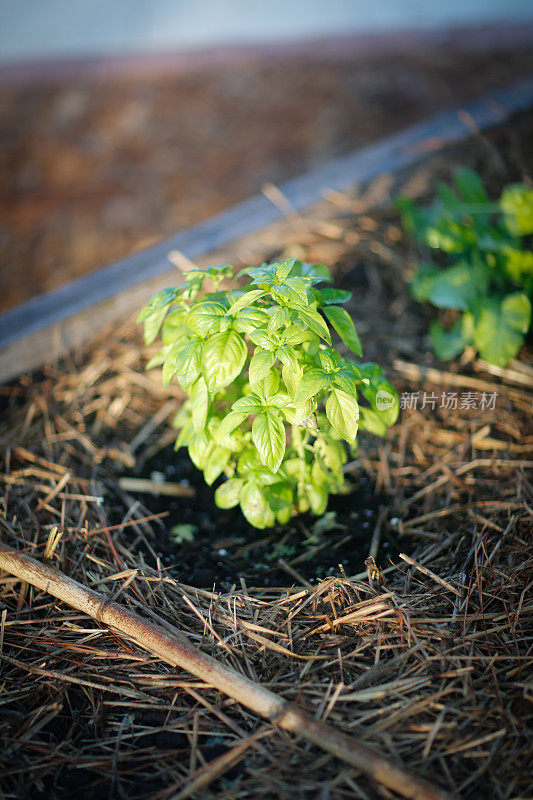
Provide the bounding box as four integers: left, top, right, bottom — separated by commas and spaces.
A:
399, 170, 533, 367
138, 260, 398, 529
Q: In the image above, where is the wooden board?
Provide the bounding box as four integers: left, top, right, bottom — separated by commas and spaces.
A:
1, 77, 532, 384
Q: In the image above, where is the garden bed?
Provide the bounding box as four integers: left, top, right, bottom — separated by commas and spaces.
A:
2, 28, 533, 312
0, 112, 532, 800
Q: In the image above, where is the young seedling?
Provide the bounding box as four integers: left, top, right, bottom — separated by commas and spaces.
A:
399, 169, 533, 367
138, 259, 398, 529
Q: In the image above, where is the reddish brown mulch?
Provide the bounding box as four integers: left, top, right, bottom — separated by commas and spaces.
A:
1, 35, 533, 310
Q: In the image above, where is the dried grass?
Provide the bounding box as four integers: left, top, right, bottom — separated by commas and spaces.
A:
0, 117, 532, 799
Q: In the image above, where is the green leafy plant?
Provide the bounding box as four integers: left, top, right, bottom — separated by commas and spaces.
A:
398, 169, 533, 366
138, 259, 398, 529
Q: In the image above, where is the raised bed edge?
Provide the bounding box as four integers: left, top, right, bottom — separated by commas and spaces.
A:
1, 77, 532, 384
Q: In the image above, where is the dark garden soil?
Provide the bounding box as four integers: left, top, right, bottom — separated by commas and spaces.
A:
0, 112, 532, 800
135, 445, 386, 588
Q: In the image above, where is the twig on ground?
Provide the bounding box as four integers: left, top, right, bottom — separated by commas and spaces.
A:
0, 542, 455, 800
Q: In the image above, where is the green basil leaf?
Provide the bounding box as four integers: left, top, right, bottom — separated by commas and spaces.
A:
283, 458, 307, 480
137, 288, 179, 322
323, 306, 362, 357
189, 377, 209, 432
163, 339, 203, 389
473, 293, 531, 367
282, 360, 303, 398
202, 330, 247, 392
249, 348, 276, 386
142, 305, 168, 345
311, 458, 332, 490
270, 284, 291, 304
503, 248, 533, 284
175, 340, 204, 390
334, 366, 359, 394
174, 419, 194, 451
359, 362, 383, 380
283, 326, 313, 346
307, 483, 328, 515
284, 277, 309, 305
226, 289, 266, 316
215, 478, 244, 509
249, 467, 286, 486
276, 346, 298, 372
269, 391, 291, 409
268, 306, 291, 331
237, 449, 262, 474
145, 347, 167, 370
397, 195, 428, 239
276, 504, 293, 525
297, 305, 332, 343
294, 369, 330, 404
252, 410, 286, 472
263, 483, 294, 523
189, 431, 210, 470
321, 439, 347, 472
188, 302, 228, 336
275, 259, 296, 280
232, 395, 263, 414
204, 445, 231, 485
302, 332, 320, 356
162, 347, 179, 387
359, 378, 399, 427
249, 329, 276, 350
454, 168, 488, 203
318, 349, 339, 372
218, 410, 247, 441
283, 399, 317, 425
358, 407, 388, 437
161, 308, 188, 345
430, 314, 474, 361
410, 263, 441, 303
240, 481, 273, 529
233, 307, 270, 334
256, 369, 280, 399
290, 261, 331, 282
325, 388, 359, 444
500, 184, 533, 236
315, 288, 352, 306
173, 403, 191, 429
426, 259, 489, 311
426, 220, 476, 253
248, 264, 278, 284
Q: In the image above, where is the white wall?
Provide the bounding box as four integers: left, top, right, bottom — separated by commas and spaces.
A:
1, 0, 533, 64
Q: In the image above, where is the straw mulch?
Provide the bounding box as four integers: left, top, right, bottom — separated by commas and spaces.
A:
0, 116, 532, 800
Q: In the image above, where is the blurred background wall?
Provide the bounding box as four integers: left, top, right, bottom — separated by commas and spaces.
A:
1, 0, 533, 63
1, 1, 533, 312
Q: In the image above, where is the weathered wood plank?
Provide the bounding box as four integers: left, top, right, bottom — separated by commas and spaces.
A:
1, 78, 532, 383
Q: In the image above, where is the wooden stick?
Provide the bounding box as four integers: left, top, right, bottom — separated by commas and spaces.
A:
0, 542, 455, 800
118, 477, 195, 497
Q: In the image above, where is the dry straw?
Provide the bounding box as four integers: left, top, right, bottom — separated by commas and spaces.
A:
1, 133, 532, 799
